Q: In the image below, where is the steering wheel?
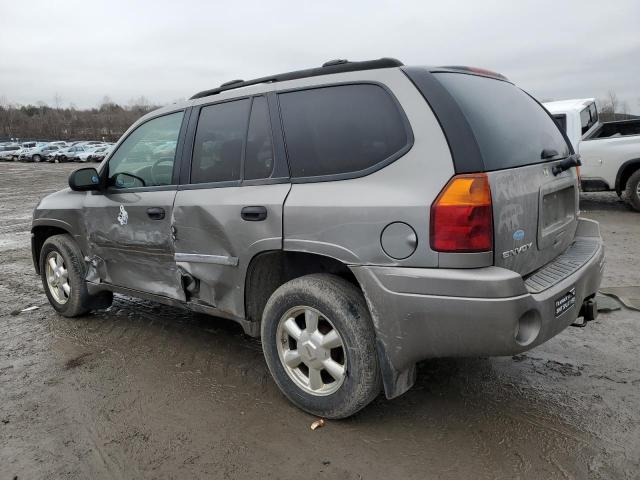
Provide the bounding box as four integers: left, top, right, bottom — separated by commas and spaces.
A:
150, 158, 174, 186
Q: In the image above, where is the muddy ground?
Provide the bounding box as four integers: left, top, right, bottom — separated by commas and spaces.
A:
1, 161, 639, 479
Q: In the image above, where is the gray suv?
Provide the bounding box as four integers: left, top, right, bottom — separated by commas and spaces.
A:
32, 58, 604, 418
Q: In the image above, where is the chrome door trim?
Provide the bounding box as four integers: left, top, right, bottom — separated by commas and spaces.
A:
174, 253, 239, 266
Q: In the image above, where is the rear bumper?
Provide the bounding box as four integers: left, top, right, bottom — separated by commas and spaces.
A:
351, 218, 604, 399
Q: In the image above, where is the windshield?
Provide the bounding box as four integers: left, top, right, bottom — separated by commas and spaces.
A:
434, 73, 571, 171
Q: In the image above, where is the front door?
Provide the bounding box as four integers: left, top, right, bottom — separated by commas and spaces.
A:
172, 95, 290, 318
84, 110, 187, 300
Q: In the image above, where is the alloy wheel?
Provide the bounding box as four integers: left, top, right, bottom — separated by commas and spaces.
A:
276, 306, 347, 396
45, 251, 70, 304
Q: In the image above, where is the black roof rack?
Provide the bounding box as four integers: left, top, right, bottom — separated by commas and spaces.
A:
435, 65, 510, 81
190, 57, 403, 100
219, 79, 244, 88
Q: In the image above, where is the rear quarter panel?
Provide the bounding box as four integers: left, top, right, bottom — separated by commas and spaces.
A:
278, 68, 454, 267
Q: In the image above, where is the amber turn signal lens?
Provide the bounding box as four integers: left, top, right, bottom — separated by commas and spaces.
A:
430, 173, 493, 253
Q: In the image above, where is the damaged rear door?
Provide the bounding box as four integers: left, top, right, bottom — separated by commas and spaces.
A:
84, 110, 188, 300
172, 94, 290, 318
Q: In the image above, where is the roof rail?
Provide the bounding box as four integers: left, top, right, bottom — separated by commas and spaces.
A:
190, 57, 403, 100
437, 65, 509, 81
220, 79, 244, 87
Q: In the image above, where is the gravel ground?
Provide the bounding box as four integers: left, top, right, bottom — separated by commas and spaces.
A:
1, 162, 639, 479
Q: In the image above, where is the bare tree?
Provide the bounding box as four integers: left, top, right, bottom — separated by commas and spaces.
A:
0, 97, 158, 141
598, 90, 630, 121
53, 93, 63, 110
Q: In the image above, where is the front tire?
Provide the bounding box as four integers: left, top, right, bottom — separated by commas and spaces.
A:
261, 274, 381, 419
624, 169, 640, 212
33, 154, 41, 162
40, 234, 112, 317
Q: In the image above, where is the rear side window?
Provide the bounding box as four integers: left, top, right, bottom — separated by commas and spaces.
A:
580, 104, 598, 135
435, 73, 570, 171
279, 84, 409, 178
191, 99, 250, 184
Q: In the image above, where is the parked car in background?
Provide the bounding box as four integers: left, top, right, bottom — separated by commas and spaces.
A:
9, 143, 40, 161
49, 145, 84, 163
86, 145, 113, 162
19, 144, 61, 162
45, 147, 68, 163
75, 145, 107, 162
544, 98, 640, 211
70, 140, 104, 147
69, 144, 111, 162
0, 143, 20, 160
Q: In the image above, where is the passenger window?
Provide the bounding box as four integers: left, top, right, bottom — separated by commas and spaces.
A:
580, 105, 597, 135
279, 84, 409, 178
191, 99, 250, 184
244, 97, 274, 180
108, 111, 183, 188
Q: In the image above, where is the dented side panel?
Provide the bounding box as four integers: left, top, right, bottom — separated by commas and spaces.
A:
172, 183, 290, 318
83, 189, 185, 300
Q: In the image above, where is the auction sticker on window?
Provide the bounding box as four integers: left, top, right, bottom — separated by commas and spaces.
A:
555, 287, 576, 317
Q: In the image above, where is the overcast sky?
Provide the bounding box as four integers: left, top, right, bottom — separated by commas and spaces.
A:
1, 0, 639, 112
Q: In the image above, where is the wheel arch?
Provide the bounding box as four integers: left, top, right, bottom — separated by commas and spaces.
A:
615, 158, 640, 195
244, 250, 361, 327
31, 221, 74, 274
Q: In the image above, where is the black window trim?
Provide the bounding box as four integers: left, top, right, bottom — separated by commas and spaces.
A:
275, 80, 414, 184
177, 93, 290, 191
98, 108, 189, 194
242, 95, 278, 183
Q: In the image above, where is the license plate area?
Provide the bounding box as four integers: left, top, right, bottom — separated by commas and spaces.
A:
555, 287, 576, 317
538, 177, 577, 251
542, 185, 575, 231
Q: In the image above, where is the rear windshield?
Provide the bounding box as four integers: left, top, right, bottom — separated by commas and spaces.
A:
435, 73, 570, 171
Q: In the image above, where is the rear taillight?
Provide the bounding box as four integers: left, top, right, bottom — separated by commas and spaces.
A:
430, 173, 493, 252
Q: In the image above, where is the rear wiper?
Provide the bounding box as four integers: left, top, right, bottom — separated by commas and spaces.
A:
551, 154, 581, 176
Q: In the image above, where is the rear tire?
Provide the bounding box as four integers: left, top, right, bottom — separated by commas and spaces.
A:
624, 169, 640, 212
33, 154, 41, 163
261, 274, 381, 419
40, 234, 112, 317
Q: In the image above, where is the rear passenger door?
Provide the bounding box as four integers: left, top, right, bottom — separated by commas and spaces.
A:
172, 94, 290, 318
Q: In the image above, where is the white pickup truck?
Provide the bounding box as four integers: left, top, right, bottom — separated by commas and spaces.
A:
543, 98, 640, 211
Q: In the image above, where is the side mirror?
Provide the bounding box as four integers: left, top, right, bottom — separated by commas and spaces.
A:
69, 167, 101, 191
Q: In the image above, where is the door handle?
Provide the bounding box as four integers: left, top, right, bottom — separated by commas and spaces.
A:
241, 206, 267, 221
146, 207, 165, 220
